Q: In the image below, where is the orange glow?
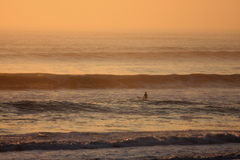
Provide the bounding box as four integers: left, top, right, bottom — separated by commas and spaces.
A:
1, 0, 240, 33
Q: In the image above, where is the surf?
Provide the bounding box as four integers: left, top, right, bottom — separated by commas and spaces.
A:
1, 130, 240, 152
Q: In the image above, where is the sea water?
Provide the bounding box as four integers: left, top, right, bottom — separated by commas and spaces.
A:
0, 32, 240, 159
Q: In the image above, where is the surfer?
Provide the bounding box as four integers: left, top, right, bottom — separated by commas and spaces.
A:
137, 92, 148, 100
143, 92, 148, 99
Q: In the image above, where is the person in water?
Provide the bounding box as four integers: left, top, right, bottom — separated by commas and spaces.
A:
144, 92, 148, 99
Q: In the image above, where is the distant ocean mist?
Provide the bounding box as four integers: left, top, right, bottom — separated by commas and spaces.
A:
0, 32, 240, 75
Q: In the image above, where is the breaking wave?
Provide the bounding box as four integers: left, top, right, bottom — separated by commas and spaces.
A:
0, 131, 239, 152
0, 73, 239, 89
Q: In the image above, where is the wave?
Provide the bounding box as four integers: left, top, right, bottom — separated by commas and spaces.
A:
0, 131, 239, 152
0, 100, 203, 114
1, 51, 240, 60
2, 101, 106, 114
0, 100, 202, 115
2, 100, 239, 117
0, 73, 239, 90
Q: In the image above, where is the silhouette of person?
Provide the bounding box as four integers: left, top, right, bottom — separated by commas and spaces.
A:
144, 92, 148, 99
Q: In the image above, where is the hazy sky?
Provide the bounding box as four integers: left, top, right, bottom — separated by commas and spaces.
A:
1, 0, 240, 33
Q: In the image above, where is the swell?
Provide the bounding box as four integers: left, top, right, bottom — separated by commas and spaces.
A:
1, 51, 240, 60
0, 131, 239, 152
2, 100, 240, 117
0, 73, 239, 89
1, 101, 106, 114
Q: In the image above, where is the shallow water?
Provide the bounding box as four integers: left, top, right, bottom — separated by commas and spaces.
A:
1, 144, 240, 160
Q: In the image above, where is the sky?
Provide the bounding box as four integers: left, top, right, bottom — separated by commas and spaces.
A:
1, 0, 240, 33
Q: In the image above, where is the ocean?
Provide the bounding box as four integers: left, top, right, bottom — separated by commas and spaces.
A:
0, 32, 240, 159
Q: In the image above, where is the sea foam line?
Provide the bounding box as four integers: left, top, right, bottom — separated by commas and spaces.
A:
1, 131, 239, 152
